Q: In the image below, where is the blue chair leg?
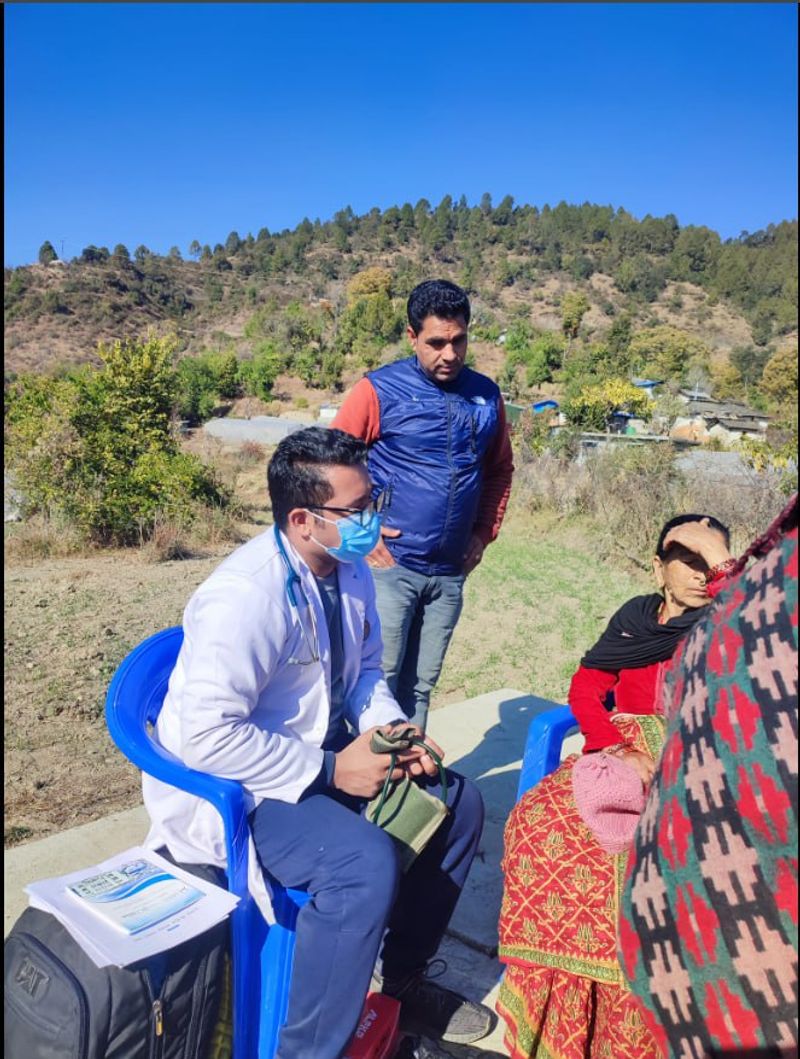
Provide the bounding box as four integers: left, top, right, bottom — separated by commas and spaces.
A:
230, 897, 264, 1059
258, 887, 311, 1059
498, 704, 581, 987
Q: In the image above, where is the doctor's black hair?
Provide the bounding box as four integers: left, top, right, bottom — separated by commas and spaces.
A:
407, 279, 471, 335
268, 426, 369, 529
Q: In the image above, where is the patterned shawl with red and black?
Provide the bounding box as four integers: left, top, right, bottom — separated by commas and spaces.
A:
618, 496, 799, 1058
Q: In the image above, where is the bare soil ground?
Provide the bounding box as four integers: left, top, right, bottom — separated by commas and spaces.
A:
4, 503, 648, 849
4, 548, 228, 844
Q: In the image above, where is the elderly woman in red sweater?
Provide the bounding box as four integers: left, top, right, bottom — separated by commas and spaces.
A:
497, 513, 735, 1059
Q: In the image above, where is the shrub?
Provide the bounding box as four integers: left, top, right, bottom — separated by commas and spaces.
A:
319, 349, 345, 390
335, 291, 404, 360
759, 347, 798, 409
346, 267, 392, 301
4, 336, 230, 546
292, 347, 324, 386
562, 379, 653, 431
239, 440, 267, 463
511, 440, 789, 565
504, 327, 565, 389
739, 429, 798, 497
629, 325, 710, 381
206, 349, 241, 399
511, 408, 556, 461
175, 356, 217, 425
239, 343, 285, 400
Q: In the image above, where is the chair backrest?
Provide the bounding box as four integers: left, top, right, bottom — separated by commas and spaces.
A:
105, 626, 183, 767
105, 626, 242, 809
106, 627, 265, 1059
516, 704, 579, 800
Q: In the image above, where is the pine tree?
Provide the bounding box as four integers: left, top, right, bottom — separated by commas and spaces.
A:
38, 240, 58, 265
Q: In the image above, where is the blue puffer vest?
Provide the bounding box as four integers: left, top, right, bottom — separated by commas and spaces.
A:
367, 356, 501, 576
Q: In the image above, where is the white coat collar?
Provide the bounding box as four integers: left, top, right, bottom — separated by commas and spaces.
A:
273, 525, 367, 591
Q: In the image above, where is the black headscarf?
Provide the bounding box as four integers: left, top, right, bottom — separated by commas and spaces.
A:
580, 593, 709, 672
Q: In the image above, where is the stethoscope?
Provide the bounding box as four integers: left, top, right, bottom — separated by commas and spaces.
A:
274, 526, 321, 666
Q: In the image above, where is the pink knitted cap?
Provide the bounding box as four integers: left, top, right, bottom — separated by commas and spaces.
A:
572, 752, 647, 854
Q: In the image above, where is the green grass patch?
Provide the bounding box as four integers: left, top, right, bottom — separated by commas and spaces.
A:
433, 511, 650, 708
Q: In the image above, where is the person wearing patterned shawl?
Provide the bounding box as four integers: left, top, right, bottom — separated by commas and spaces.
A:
618, 493, 798, 1059
497, 513, 736, 1059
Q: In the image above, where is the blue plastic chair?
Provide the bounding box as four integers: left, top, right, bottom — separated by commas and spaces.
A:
105, 626, 309, 1059
516, 703, 580, 800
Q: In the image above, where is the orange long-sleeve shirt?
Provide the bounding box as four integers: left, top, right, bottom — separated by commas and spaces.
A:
332, 375, 514, 546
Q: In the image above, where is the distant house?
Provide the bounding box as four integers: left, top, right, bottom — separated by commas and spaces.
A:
531, 399, 560, 429
671, 391, 770, 444
631, 378, 663, 398
317, 404, 339, 424
609, 410, 634, 435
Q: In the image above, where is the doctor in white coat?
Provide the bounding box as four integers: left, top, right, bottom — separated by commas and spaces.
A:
142, 427, 493, 1057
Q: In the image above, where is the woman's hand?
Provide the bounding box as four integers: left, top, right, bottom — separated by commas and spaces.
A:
607, 747, 656, 787
661, 518, 732, 569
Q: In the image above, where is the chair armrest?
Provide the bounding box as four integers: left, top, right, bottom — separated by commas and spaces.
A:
106, 683, 250, 899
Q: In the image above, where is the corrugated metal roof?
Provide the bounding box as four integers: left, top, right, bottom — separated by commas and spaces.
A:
710, 418, 767, 431
685, 399, 769, 420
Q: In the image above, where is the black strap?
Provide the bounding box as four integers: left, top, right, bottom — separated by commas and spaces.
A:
370, 737, 448, 825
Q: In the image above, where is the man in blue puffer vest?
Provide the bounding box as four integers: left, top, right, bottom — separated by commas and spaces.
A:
333, 279, 514, 730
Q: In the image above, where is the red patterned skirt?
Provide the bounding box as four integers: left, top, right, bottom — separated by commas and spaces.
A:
497, 715, 665, 1059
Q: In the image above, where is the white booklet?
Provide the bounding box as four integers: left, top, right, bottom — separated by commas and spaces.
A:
66, 857, 204, 935
26, 846, 239, 968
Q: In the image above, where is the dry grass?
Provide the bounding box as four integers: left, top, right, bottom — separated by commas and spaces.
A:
4, 513, 95, 562
4, 505, 647, 848
510, 446, 790, 566
4, 545, 234, 845
5, 431, 788, 850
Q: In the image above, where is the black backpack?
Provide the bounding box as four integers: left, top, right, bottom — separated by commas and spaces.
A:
4, 858, 229, 1059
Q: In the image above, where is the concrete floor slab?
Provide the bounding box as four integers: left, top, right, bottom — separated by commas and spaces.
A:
4, 806, 150, 936
426, 689, 581, 956
4, 687, 583, 1054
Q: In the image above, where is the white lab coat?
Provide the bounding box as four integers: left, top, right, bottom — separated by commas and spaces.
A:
142, 525, 402, 920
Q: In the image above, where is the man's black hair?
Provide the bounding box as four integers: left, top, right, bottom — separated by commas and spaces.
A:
267, 427, 368, 529
655, 514, 731, 558
407, 279, 471, 334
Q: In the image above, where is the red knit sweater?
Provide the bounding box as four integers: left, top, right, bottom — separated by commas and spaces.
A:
568, 662, 663, 752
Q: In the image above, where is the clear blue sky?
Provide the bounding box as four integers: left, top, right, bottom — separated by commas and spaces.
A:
4, 3, 798, 267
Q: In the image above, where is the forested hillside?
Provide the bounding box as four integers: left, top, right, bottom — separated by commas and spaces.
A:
5, 197, 797, 404
6, 196, 797, 553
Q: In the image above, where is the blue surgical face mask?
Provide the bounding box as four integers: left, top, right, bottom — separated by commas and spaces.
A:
308, 509, 382, 563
